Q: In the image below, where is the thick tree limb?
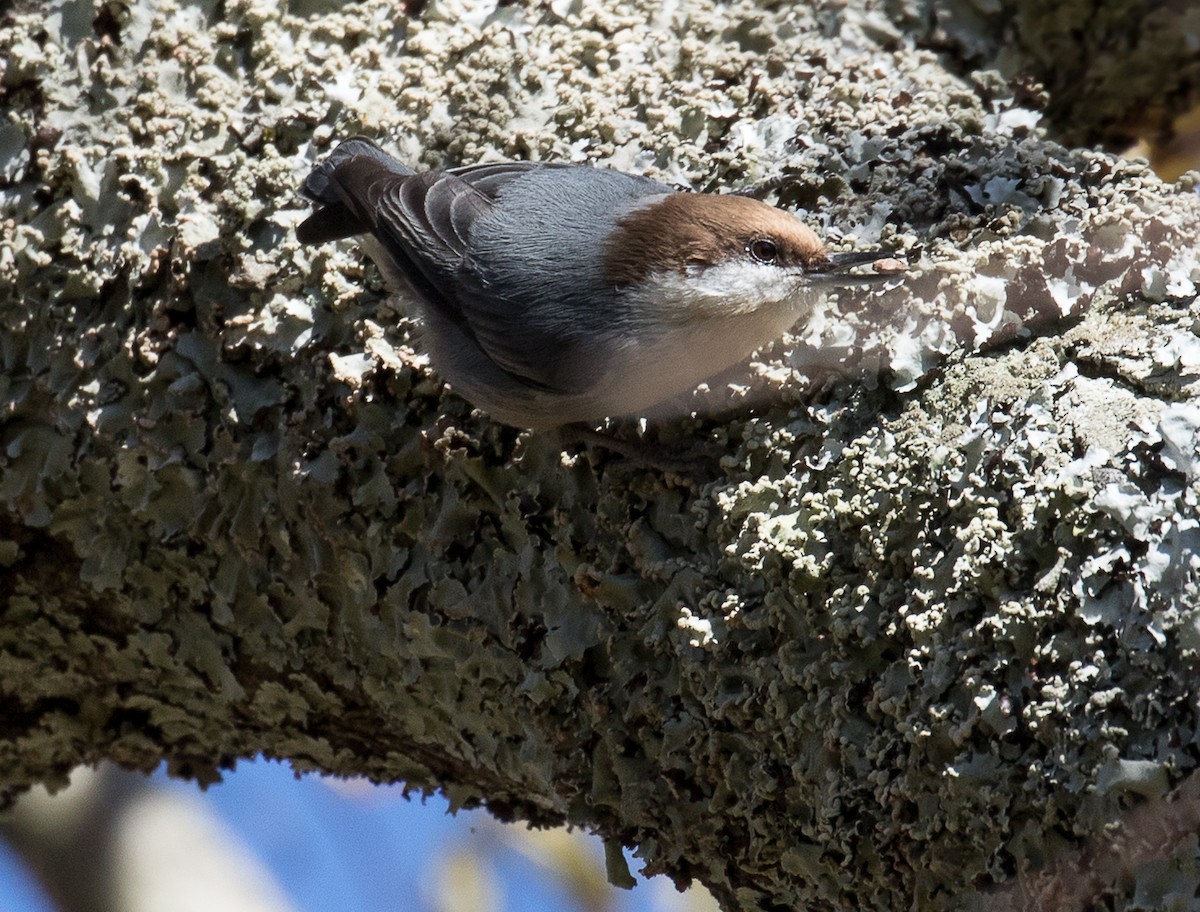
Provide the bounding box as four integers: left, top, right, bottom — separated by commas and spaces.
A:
2, 0, 1200, 909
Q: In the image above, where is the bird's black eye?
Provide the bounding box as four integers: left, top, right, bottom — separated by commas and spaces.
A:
748, 238, 779, 264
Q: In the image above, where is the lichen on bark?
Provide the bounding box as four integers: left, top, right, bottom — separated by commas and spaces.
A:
2, 0, 1200, 909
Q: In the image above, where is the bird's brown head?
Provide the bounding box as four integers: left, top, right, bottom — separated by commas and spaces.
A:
604, 193, 831, 287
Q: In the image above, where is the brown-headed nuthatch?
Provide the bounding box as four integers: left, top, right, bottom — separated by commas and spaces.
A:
298, 136, 901, 429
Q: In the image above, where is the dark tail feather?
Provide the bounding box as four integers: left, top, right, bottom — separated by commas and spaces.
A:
296, 203, 369, 244
297, 137, 414, 244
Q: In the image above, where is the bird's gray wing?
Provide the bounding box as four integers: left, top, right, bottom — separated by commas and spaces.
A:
447, 160, 574, 200
312, 165, 491, 325
371, 162, 598, 394
377, 168, 598, 397
445, 164, 676, 396
300, 146, 616, 396
370, 169, 492, 282
298, 137, 498, 304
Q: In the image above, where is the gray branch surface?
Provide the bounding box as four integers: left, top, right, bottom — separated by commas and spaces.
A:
3, 0, 1200, 909
917, 0, 1200, 147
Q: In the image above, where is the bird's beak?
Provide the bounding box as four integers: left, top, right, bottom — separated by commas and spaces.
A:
803, 249, 906, 286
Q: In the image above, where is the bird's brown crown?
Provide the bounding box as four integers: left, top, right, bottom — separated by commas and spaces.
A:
603, 193, 828, 286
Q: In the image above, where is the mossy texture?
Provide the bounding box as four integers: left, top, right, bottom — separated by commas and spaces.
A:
2, 0, 1200, 909
918, 0, 1200, 148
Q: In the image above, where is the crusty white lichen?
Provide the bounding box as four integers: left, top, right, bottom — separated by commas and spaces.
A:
3, 0, 1200, 910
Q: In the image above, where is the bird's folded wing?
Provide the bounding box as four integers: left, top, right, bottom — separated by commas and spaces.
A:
447, 160, 572, 200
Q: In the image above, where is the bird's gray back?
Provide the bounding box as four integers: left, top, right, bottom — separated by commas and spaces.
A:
464, 167, 673, 337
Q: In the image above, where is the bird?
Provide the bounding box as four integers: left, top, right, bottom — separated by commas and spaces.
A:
297, 136, 900, 430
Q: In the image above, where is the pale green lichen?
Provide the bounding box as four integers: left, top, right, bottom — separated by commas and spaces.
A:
3, 0, 1200, 910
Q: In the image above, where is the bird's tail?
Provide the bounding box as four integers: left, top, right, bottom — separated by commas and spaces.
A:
296, 137, 414, 244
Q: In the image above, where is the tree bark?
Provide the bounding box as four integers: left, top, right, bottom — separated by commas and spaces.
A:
916, 0, 1200, 147
2, 0, 1200, 909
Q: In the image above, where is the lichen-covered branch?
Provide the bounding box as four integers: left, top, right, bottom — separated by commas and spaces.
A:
915, 0, 1200, 148
3, 0, 1200, 910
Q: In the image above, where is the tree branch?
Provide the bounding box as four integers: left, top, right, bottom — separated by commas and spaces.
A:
2, 0, 1200, 909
